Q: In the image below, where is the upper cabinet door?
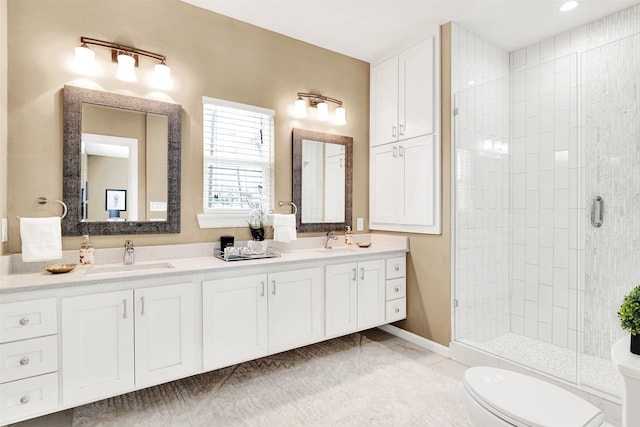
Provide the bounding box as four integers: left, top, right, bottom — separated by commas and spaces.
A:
371, 56, 399, 147
400, 36, 435, 140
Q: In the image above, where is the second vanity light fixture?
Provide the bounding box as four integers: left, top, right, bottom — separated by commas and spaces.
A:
293, 92, 346, 125
75, 36, 171, 86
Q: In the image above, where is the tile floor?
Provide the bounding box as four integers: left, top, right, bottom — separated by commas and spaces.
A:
9, 328, 470, 427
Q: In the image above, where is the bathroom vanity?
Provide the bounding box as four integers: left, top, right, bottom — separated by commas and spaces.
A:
0, 235, 407, 425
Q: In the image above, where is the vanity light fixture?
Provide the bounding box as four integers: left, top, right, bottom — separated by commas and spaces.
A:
293, 92, 347, 125
74, 37, 171, 86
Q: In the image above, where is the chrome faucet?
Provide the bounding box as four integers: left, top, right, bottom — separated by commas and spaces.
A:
325, 231, 339, 249
123, 240, 135, 265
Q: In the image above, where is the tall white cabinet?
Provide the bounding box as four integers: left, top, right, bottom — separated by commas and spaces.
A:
370, 34, 441, 234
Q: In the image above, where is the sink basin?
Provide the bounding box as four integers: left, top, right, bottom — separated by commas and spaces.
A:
84, 262, 175, 277
313, 248, 354, 254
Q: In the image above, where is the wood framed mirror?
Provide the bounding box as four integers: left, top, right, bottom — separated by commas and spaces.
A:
292, 128, 352, 233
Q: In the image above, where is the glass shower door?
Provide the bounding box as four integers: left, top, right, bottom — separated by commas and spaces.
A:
581, 32, 640, 397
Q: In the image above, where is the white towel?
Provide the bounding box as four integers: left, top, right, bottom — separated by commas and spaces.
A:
272, 214, 297, 243
20, 217, 63, 262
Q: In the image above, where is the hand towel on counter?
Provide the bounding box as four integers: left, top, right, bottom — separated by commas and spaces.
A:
272, 214, 297, 243
20, 217, 63, 262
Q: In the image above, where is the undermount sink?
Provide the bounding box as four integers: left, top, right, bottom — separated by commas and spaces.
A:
84, 262, 175, 277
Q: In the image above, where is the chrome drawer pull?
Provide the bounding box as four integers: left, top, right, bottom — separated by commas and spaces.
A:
260, 281, 265, 297
272, 280, 276, 295
141, 297, 145, 316
19, 357, 30, 366
394, 287, 400, 293
20, 395, 30, 404
394, 265, 400, 272
360, 268, 365, 281
352, 268, 357, 282
395, 308, 400, 314
19, 317, 30, 326
123, 299, 128, 319
591, 196, 604, 228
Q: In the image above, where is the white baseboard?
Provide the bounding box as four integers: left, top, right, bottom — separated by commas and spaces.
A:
377, 324, 450, 358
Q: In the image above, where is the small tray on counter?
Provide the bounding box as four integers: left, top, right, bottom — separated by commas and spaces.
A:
214, 247, 281, 262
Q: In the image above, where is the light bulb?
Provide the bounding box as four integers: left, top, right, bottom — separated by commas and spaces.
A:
116, 54, 137, 82
74, 44, 95, 75
316, 101, 329, 121
153, 62, 171, 88
294, 97, 308, 118
335, 106, 347, 125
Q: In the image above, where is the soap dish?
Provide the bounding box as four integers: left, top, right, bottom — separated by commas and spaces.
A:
45, 264, 77, 274
356, 242, 372, 248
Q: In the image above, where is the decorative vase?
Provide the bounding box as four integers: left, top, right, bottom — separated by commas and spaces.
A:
250, 227, 265, 241
247, 239, 268, 255
631, 334, 640, 355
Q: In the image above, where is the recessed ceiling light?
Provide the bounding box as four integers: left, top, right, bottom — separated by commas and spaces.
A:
560, 1, 578, 12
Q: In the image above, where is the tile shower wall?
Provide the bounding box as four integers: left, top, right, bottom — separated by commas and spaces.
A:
509, 36, 581, 351
452, 24, 511, 343
582, 4, 640, 361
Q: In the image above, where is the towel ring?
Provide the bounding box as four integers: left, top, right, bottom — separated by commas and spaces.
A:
277, 201, 298, 215
17, 197, 68, 220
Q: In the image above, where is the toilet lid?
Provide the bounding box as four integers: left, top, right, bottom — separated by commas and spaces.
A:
464, 367, 605, 427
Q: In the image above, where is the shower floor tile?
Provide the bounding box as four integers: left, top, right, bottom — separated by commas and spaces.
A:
482, 333, 622, 397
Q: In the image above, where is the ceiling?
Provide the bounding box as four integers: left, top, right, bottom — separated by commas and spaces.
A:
182, 0, 637, 63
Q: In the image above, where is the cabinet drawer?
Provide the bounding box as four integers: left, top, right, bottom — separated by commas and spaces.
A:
0, 335, 58, 383
386, 257, 406, 280
385, 298, 406, 322
0, 298, 57, 343
386, 278, 406, 301
0, 372, 58, 425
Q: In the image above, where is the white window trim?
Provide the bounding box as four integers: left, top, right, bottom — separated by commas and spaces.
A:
198, 96, 275, 229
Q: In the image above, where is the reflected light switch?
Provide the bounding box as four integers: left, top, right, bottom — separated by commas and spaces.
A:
149, 202, 167, 212
356, 217, 364, 231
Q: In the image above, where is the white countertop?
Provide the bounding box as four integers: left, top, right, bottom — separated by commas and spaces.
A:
0, 234, 409, 294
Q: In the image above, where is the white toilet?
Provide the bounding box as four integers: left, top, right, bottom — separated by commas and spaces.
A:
462, 366, 612, 427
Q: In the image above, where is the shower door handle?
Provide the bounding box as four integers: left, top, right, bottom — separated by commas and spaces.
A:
591, 196, 604, 228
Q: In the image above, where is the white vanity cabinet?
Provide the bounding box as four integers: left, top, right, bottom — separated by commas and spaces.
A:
203, 268, 324, 370
0, 298, 59, 426
202, 274, 269, 371
371, 36, 435, 147
61, 282, 195, 406
325, 259, 386, 337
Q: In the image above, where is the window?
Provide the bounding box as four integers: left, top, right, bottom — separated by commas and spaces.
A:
199, 96, 274, 228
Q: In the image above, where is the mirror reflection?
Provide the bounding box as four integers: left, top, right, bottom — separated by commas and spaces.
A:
63, 85, 182, 236
81, 104, 168, 222
293, 128, 352, 233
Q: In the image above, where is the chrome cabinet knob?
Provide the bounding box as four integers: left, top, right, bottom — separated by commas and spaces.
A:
19, 317, 29, 326
394, 265, 400, 272
19, 357, 30, 366
394, 287, 399, 293
20, 395, 30, 404
395, 308, 400, 313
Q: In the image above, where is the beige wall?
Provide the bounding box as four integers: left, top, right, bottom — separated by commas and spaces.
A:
6, 0, 370, 252
6, 0, 452, 347
1, 0, 8, 255
391, 24, 452, 347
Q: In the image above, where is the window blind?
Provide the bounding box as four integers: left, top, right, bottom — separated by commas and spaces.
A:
202, 97, 274, 214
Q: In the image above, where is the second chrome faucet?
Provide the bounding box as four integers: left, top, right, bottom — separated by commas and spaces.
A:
123, 240, 135, 265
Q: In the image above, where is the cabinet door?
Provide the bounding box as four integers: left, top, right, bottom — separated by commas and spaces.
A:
357, 260, 386, 329
401, 134, 437, 227
325, 263, 357, 337
268, 268, 323, 353
370, 143, 402, 225
61, 290, 134, 406
134, 282, 195, 387
400, 36, 435, 140
202, 275, 268, 371
371, 56, 399, 146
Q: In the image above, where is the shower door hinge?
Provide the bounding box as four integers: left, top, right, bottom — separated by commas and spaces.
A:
453, 107, 459, 116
